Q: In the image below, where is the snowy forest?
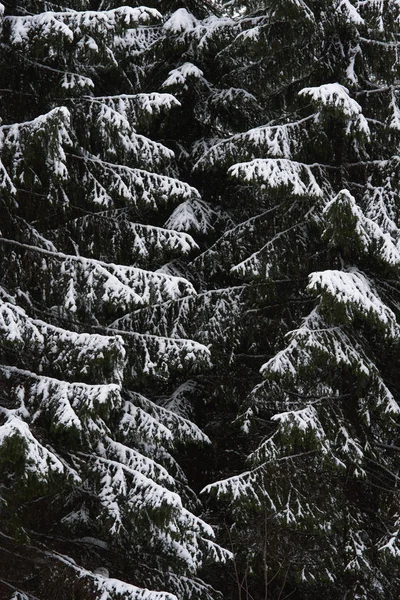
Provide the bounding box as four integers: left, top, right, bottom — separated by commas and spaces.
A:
2, 0, 400, 598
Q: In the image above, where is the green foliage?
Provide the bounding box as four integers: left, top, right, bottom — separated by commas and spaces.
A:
3, 1, 400, 599
168, 1, 400, 598
0, 3, 229, 600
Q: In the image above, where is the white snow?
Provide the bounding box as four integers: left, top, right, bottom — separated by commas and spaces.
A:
336, 0, 364, 25
346, 44, 360, 85
388, 91, 400, 130
82, 158, 200, 210
0, 107, 72, 185
194, 117, 314, 171
0, 299, 126, 383
165, 198, 221, 233
162, 63, 204, 90
6, 7, 162, 47
0, 410, 73, 482
260, 308, 372, 379
299, 83, 371, 138
163, 8, 198, 34
229, 158, 323, 197
61, 73, 94, 90
123, 390, 210, 446
308, 268, 400, 338
0, 238, 198, 315
324, 189, 400, 266
299, 83, 362, 118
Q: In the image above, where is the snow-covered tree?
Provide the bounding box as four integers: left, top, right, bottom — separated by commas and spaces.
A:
5, 0, 400, 598
145, 1, 400, 598
0, 3, 231, 599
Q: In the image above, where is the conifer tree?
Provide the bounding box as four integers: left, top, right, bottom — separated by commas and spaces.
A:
4, 1, 400, 599
0, 2, 230, 599
138, 1, 400, 598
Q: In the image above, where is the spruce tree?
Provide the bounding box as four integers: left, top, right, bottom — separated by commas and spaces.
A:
0, 2, 230, 599
138, 1, 400, 598
4, 1, 400, 599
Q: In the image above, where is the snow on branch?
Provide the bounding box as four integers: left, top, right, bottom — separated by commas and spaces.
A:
79, 157, 200, 211
110, 329, 211, 383
0, 361, 223, 579
93, 575, 177, 600
111, 286, 245, 350
357, 0, 400, 28
48, 216, 199, 267
123, 391, 210, 447
0, 157, 17, 195
194, 117, 312, 171
299, 83, 370, 138
61, 73, 94, 91
258, 296, 400, 413
76, 97, 176, 170
113, 25, 161, 56
0, 367, 83, 484
0, 107, 72, 189
388, 90, 400, 130
79, 125, 174, 174
364, 183, 400, 239
260, 308, 372, 380
1, 365, 122, 442
46, 552, 178, 600
87, 455, 219, 568
80, 93, 180, 133
308, 268, 400, 338
228, 158, 323, 197
203, 455, 336, 530
163, 9, 199, 35
160, 571, 224, 600
120, 395, 173, 447
0, 238, 196, 319
157, 380, 198, 421
323, 189, 400, 265
0, 411, 70, 481
0, 299, 125, 383
271, 405, 328, 449
165, 198, 224, 234
5, 7, 163, 97
162, 11, 234, 57
6, 7, 162, 48
98, 436, 176, 490
1, 296, 211, 392
162, 63, 206, 92
344, 530, 371, 573
192, 204, 287, 277
230, 219, 309, 278
269, 407, 366, 474
336, 0, 364, 25
300, 83, 362, 119
202, 464, 271, 507
379, 516, 400, 559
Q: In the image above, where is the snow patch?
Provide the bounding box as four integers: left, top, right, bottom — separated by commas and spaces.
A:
163, 8, 198, 34
229, 158, 323, 197
162, 63, 204, 90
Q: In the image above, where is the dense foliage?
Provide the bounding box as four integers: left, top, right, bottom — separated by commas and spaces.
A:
2, 1, 400, 600
0, 2, 229, 599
